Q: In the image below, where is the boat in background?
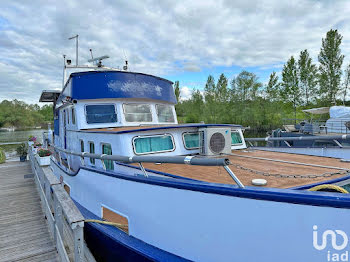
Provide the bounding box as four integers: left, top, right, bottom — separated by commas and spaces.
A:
39, 41, 350, 261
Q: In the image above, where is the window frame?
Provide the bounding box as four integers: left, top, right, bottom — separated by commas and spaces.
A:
182, 132, 200, 150
155, 104, 175, 123
231, 130, 243, 145
132, 133, 176, 155
89, 141, 95, 165
122, 103, 153, 123
71, 108, 76, 125
84, 103, 118, 124
80, 140, 84, 152
101, 143, 114, 170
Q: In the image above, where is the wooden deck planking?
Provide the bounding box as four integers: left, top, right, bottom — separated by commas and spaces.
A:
0, 161, 59, 262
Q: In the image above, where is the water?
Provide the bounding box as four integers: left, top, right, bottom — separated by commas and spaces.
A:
0, 129, 45, 160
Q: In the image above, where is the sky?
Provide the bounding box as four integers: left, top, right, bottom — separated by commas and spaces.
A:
1, 0, 350, 104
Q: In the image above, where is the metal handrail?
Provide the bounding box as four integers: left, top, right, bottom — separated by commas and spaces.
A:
53, 146, 230, 166
246, 134, 350, 142
53, 145, 244, 188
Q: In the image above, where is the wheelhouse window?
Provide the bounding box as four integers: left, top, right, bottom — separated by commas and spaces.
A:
102, 144, 113, 170
231, 131, 243, 145
183, 132, 199, 149
85, 104, 117, 124
133, 134, 174, 154
123, 104, 152, 122
156, 104, 175, 123
89, 142, 95, 165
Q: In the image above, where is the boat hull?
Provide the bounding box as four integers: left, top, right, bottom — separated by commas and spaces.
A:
51, 158, 350, 262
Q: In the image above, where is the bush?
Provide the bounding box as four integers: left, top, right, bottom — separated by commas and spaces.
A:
0, 149, 5, 164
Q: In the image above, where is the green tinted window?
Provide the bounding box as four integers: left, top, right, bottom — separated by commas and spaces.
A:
231, 131, 242, 145
183, 133, 199, 149
89, 142, 95, 165
102, 144, 113, 170
134, 135, 174, 154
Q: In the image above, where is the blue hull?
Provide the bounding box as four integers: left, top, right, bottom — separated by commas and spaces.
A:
75, 201, 188, 262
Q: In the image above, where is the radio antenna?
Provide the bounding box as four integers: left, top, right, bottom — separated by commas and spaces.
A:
123, 50, 128, 71
68, 34, 79, 66
89, 49, 94, 60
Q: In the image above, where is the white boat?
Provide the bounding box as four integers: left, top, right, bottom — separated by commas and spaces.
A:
40, 53, 350, 262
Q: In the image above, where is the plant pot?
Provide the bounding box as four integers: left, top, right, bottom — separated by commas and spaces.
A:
32, 147, 38, 154
28, 141, 34, 146
35, 154, 51, 166
20, 155, 27, 162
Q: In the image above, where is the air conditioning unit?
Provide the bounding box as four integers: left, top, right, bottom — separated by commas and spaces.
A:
199, 127, 232, 156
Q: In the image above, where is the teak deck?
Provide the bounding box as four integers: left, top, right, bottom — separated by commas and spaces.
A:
141, 150, 350, 189
0, 161, 59, 262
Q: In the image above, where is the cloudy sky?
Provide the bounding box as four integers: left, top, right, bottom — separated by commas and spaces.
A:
0, 0, 350, 104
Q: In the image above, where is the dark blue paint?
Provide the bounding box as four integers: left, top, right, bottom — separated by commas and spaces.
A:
74, 201, 189, 261
51, 158, 350, 209
289, 174, 350, 190
57, 71, 177, 105
54, 118, 59, 136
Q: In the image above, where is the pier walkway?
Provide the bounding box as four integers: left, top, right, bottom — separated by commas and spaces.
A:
0, 161, 59, 261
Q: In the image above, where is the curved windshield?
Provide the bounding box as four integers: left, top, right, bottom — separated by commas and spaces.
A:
123, 104, 152, 122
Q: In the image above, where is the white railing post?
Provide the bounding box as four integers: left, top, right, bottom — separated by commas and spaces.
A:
72, 222, 85, 262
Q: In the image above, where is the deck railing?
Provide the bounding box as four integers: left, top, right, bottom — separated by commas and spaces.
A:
29, 148, 95, 262
53, 145, 245, 188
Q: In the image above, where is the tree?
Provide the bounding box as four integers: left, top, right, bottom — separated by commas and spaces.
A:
298, 49, 318, 105
281, 56, 300, 121
265, 71, 280, 101
318, 29, 344, 104
231, 71, 262, 101
216, 73, 228, 103
174, 81, 180, 102
204, 75, 218, 123
343, 64, 350, 105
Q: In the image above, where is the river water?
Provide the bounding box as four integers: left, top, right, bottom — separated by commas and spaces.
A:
0, 129, 45, 160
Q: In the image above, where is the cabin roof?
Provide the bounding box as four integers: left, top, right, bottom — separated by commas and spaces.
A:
80, 123, 242, 134
56, 70, 177, 106
39, 90, 61, 102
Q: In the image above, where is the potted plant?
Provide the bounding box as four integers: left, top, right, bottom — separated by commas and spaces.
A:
28, 135, 37, 146
32, 142, 42, 154
35, 148, 52, 166
16, 143, 28, 162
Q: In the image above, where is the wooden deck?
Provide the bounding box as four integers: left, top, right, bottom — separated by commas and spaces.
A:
141, 150, 350, 188
0, 161, 59, 262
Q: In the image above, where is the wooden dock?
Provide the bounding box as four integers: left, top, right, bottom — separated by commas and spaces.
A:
0, 161, 59, 262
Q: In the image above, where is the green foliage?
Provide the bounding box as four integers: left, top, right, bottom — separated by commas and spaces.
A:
0, 149, 5, 164
265, 72, 280, 101
343, 64, 350, 105
298, 49, 318, 105
16, 143, 28, 157
38, 149, 52, 157
318, 29, 344, 104
0, 100, 53, 128
281, 56, 300, 119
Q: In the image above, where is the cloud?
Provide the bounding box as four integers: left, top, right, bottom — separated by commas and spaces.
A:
180, 86, 192, 101
1, 0, 350, 103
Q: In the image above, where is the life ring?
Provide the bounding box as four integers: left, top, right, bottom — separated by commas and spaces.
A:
308, 184, 349, 194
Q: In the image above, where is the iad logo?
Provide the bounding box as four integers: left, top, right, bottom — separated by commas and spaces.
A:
313, 225, 349, 261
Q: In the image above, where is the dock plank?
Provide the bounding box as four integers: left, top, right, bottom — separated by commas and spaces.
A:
0, 161, 59, 262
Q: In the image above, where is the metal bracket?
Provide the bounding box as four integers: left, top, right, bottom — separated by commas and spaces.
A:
139, 163, 148, 177
223, 165, 245, 188
333, 139, 343, 148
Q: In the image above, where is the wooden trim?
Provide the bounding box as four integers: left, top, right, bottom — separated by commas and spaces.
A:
102, 206, 129, 234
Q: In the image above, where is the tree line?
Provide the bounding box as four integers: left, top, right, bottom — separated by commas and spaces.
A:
0, 100, 52, 129
175, 29, 350, 132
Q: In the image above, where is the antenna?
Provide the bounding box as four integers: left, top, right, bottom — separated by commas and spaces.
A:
89, 49, 94, 60
68, 34, 79, 66
88, 55, 110, 67
123, 50, 128, 71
